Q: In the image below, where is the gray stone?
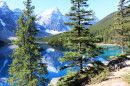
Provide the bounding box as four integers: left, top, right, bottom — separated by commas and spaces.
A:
48, 77, 61, 86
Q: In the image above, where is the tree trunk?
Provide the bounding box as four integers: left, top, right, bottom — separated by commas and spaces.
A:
121, 36, 124, 54
77, 2, 83, 74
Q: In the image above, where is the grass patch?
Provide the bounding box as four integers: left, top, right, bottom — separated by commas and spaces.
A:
122, 72, 130, 84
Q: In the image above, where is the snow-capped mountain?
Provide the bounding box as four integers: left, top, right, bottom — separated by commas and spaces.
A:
0, 1, 13, 14
0, 2, 51, 41
36, 7, 99, 32
0, 1, 99, 41
0, 1, 16, 41
36, 7, 70, 32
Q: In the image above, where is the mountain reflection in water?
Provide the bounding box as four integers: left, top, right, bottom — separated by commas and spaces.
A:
0, 44, 123, 86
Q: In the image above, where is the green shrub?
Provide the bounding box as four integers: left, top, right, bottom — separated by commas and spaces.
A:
57, 70, 88, 86
122, 72, 130, 84
88, 67, 110, 84
57, 71, 80, 86
109, 53, 127, 61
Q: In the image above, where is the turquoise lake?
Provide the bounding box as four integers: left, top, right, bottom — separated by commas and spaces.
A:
0, 44, 124, 86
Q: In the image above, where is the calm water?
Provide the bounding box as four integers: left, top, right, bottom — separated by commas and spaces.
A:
0, 44, 124, 86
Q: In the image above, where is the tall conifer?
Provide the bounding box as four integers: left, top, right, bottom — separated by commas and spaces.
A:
8, 0, 48, 86
114, 0, 130, 54
59, 0, 103, 74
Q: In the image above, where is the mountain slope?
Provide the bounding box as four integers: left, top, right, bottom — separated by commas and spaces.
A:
39, 11, 117, 43
36, 7, 99, 32
89, 11, 116, 35
0, 2, 51, 41
0, 1, 16, 41
88, 11, 118, 43
0, 1, 99, 41
36, 7, 71, 32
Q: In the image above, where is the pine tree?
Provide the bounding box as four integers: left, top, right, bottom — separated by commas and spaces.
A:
124, 1, 130, 49
114, 0, 130, 54
8, 0, 48, 86
59, 0, 103, 74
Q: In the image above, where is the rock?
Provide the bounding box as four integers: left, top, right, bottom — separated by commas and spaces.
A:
48, 77, 61, 86
127, 55, 130, 59
103, 61, 109, 66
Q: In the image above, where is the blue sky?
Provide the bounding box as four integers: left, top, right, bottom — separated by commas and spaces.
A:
3, 0, 119, 20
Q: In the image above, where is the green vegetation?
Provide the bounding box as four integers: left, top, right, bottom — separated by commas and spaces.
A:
8, 0, 48, 86
4, 0, 130, 85
88, 67, 109, 84
38, 11, 118, 44
38, 11, 117, 44
109, 1, 130, 84
41, 6, 130, 45
57, 61, 110, 86
57, 71, 86, 86
113, 0, 130, 54
35, 33, 62, 42
58, 0, 103, 75
122, 72, 130, 84
56, 0, 105, 85
89, 12, 116, 44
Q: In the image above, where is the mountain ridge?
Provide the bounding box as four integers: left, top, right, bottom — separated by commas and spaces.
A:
0, 1, 99, 41
37, 11, 117, 43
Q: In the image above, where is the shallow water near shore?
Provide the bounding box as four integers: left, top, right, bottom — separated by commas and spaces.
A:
0, 44, 125, 86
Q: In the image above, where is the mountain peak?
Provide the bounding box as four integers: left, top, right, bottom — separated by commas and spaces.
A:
0, 1, 8, 8
52, 7, 59, 11
43, 7, 61, 15
0, 1, 12, 13
13, 8, 22, 13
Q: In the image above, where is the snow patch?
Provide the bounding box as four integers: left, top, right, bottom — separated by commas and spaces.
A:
44, 7, 60, 15
0, 59, 8, 74
0, 1, 6, 8
0, 1, 10, 13
0, 19, 6, 27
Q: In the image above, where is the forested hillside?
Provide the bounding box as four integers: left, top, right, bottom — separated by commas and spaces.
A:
37, 11, 117, 44
89, 12, 116, 34
36, 33, 62, 43
36, 10, 130, 44
89, 12, 116, 43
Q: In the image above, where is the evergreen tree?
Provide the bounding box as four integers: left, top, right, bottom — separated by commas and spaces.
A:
124, 0, 130, 49
59, 0, 103, 74
8, 0, 48, 86
114, 0, 130, 54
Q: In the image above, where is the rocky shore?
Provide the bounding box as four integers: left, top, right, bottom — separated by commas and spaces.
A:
48, 60, 130, 86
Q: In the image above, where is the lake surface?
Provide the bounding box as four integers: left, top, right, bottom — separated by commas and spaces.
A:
0, 44, 124, 86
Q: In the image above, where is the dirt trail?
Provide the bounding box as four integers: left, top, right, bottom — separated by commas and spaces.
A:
86, 60, 130, 86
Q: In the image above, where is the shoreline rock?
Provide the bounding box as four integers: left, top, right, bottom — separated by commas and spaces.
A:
48, 61, 110, 86
48, 77, 61, 86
